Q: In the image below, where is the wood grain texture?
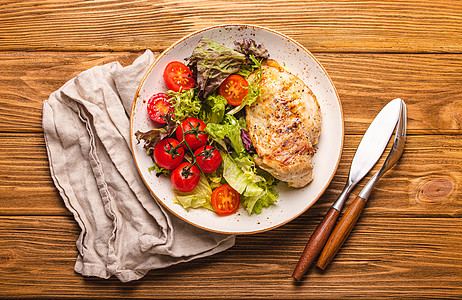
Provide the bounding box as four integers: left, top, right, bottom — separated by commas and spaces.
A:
0, 216, 460, 298
0, 133, 460, 217
0, 51, 145, 133
0, 0, 461, 53
0, 1, 461, 297
0, 52, 461, 134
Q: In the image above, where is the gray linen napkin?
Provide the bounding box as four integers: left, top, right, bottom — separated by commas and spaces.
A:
42, 50, 235, 283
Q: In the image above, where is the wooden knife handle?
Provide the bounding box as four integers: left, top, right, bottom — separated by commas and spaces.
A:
292, 207, 340, 281
316, 196, 367, 270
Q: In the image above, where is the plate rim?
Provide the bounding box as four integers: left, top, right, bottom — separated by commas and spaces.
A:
130, 24, 344, 234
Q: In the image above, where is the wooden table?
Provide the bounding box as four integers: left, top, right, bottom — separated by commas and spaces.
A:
1, 1, 461, 298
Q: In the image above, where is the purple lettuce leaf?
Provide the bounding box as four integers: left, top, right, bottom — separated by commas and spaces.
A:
234, 39, 269, 61
241, 129, 256, 154
188, 37, 246, 98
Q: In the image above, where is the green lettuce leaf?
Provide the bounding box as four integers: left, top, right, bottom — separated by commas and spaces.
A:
236, 63, 256, 78
148, 161, 170, 176
233, 153, 265, 183
207, 171, 224, 189
166, 88, 202, 122
221, 152, 278, 215
241, 184, 278, 215
199, 93, 227, 124
173, 175, 214, 211
221, 152, 263, 196
205, 114, 245, 153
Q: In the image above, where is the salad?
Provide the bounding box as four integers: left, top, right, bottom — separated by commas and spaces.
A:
135, 37, 279, 216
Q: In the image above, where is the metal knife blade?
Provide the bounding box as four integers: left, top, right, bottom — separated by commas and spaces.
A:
348, 98, 402, 185
331, 97, 402, 210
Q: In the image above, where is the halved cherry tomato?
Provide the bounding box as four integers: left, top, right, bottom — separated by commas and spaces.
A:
163, 61, 195, 92
171, 162, 200, 192
147, 93, 173, 124
176, 117, 208, 151
153, 138, 184, 170
211, 184, 240, 215
194, 145, 222, 173
218, 74, 248, 106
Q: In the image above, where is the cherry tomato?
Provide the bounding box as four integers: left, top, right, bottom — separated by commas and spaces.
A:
194, 145, 222, 173
147, 93, 173, 124
176, 117, 208, 151
163, 61, 195, 92
171, 162, 200, 192
218, 74, 248, 106
153, 138, 184, 170
211, 184, 240, 215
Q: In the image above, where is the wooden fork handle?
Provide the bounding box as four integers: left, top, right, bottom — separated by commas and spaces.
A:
316, 196, 367, 270
292, 207, 340, 280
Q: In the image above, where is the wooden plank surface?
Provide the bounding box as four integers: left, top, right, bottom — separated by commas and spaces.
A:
0, 0, 461, 53
0, 133, 460, 218
0, 52, 461, 134
0, 216, 460, 298
0, 0, 461, 298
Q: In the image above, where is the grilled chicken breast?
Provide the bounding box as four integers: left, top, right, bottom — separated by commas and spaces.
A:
246, 60, 321, 188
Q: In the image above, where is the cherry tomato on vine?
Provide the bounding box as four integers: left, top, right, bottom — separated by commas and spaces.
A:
171, 162, 200, 192
176, 117, 208, 151
218, 74, 248, 106
163, 61, 195, 92
147, 93, 173, 124
211, 184, 240, 215
194, 145, 222, 173
153, 138, 184, 170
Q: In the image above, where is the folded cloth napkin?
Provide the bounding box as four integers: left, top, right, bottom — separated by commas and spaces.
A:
42, 50, 235, 283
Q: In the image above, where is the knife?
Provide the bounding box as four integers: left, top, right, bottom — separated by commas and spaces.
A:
292, 98, 403, 281
316, 99, 407, 270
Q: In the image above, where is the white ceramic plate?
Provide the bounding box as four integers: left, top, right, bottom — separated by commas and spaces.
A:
130, 24, 343, 234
